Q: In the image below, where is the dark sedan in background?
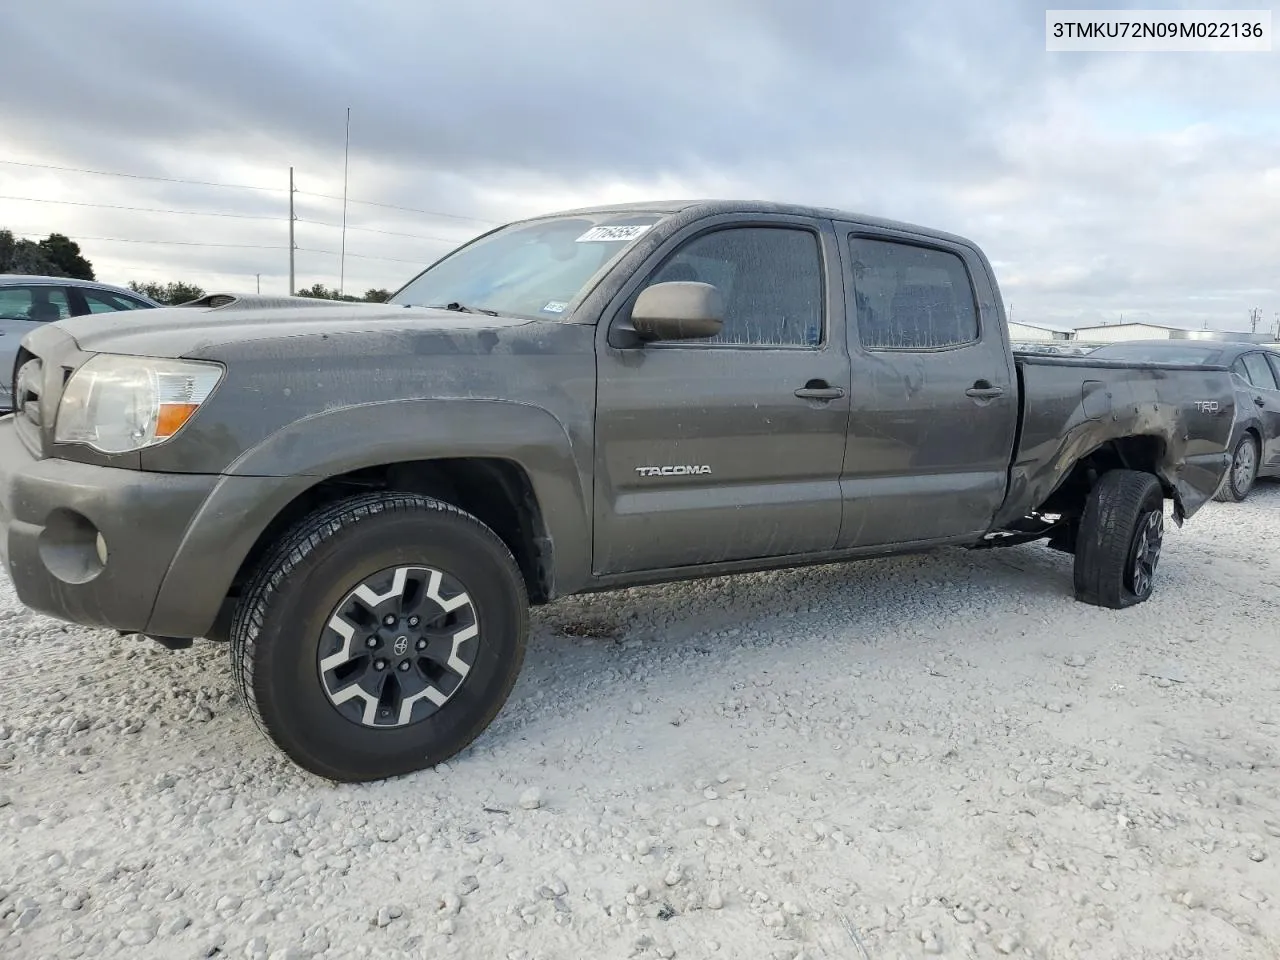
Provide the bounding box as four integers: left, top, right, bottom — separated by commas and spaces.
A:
1, 275, 161, 413
1088, 340, 1280, 501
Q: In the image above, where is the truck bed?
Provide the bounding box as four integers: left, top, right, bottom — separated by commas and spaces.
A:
993, 351, 1237, 528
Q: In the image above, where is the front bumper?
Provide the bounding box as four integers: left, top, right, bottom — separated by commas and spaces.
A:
0, 419, 218, 632
1, 419, 318, 638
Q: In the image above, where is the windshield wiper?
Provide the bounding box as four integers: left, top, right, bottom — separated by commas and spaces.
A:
436, 301, 500, 317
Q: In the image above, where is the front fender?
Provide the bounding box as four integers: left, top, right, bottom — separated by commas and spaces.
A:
146, 399, 591, 638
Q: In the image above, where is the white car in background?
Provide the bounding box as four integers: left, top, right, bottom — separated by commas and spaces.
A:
0, 274, 161, 413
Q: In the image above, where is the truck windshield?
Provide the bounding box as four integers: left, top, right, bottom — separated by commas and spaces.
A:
389, 212, 667, 320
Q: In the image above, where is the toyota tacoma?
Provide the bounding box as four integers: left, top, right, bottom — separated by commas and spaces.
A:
0, 201, 1237, 781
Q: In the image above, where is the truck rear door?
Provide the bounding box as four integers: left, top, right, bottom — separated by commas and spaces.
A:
591, 216, 850, 573
831, 226, 1019, 547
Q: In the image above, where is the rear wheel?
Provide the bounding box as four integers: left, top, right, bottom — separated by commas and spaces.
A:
1213, 434, 1258, 502
229, 492, 527, 782
1073, 470, 1165, 609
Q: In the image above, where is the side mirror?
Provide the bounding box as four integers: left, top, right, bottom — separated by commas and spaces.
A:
630, 281, 724, 341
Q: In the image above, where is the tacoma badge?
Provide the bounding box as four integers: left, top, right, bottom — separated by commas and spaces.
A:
635, 465, 712, 477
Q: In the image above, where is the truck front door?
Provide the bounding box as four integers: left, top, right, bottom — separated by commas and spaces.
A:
832, 227, 1020, 548
592, 217, 850, 574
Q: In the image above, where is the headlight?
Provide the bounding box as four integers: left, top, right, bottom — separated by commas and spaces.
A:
54, 355, 224, 454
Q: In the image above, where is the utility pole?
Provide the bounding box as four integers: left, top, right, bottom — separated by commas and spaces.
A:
256, 273, 261, 294
1249, 306, 1261, 334
288, 166, 296, 296
339, 107, 351, 296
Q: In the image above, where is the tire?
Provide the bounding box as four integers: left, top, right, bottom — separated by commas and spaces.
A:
1072, 469, 1165, 610
229, 492, 528, 782
1212, 433, 1259, 502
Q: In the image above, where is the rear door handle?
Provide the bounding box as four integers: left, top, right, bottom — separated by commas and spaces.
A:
1255, 397, 1266, 407
965, 381, 1005, 400
794, 382, 846, 401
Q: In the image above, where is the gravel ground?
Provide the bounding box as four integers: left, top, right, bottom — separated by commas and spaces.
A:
2, 485, 1278, 960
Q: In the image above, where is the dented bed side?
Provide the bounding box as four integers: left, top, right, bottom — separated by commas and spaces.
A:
994, 353, 1237, 529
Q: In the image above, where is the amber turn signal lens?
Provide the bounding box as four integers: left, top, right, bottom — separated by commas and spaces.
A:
155, 402, 201, 439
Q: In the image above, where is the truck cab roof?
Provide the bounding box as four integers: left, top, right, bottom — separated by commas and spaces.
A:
523, 199, 977, 249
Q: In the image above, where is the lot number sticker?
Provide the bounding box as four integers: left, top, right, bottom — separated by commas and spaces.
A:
575, 224, 652, 243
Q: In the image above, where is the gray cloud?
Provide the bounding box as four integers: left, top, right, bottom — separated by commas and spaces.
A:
1, 0, 1276, 331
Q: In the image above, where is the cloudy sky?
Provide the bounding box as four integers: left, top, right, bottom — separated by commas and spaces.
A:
2, 0, 1277, 332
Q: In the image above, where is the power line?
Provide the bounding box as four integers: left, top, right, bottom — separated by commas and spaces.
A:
295, 191, 496, 224
14, 232, 426, 266
295, 217, 467, 244
297, 247, 429, 265
1, 157, 500, 225
16, 233, 288, 250
1, 195, 479, 241
0, 158, 286, 194
0, 194, 284, 221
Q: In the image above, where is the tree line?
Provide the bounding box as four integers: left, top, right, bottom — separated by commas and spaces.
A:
125, 281, 392, 305
0, 229, 95, 280
3, 228, 392, 305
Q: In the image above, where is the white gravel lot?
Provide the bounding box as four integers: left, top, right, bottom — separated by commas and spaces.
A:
2, 485, 1279, 960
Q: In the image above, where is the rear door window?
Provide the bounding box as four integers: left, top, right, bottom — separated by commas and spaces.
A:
1242, 352, 1279, 391
79, 288, 153, 314
0, 286, 72, 321
1266, 353, 1280, 386
846, 238, 980, 350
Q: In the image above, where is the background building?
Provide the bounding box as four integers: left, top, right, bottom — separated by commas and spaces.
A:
1007, 320, 1076, 342
1071, 321, 1274, 343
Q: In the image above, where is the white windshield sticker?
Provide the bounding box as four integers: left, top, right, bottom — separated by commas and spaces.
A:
575, 224, 652, 243
541, 300, 568, 314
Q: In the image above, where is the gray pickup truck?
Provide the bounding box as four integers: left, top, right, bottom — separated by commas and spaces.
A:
0, 201, 1236, 782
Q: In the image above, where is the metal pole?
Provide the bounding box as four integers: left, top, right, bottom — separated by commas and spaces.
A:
339, 107, 350, 296
256, 273, 261, 294
288, 166, 296, 295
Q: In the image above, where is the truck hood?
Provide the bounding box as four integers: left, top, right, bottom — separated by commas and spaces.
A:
49, 294, 537, 359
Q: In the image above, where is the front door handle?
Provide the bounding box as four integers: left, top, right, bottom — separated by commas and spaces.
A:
965, 380, 1005, 400
794, 381, 846, 401
1255, 397, 1266, 408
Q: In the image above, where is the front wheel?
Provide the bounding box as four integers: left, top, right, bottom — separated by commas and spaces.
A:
229, 493, 528, 782
1213, 433, 1259, 502
1073, 470, 1165, 609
